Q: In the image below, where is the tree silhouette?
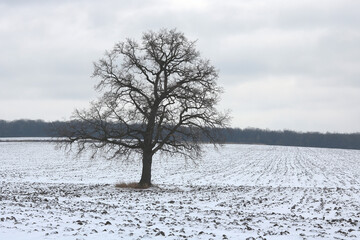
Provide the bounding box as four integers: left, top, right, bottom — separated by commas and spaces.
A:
60, 29, 230, 187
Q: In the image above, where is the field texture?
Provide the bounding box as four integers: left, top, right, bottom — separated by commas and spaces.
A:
0, 140, 360, 239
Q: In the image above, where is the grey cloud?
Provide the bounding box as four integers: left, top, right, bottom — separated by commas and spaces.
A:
276, 1, 360, 30
0, 0, 359, 132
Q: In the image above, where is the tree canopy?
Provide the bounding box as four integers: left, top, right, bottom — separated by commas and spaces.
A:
59, 29, 230, 186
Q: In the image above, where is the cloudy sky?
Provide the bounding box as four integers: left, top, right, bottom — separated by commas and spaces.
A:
1, 0, 359, 133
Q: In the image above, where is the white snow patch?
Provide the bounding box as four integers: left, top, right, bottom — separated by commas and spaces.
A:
1, 141, 360, 239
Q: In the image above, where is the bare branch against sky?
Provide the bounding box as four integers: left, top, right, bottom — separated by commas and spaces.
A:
0, 0, 359, 133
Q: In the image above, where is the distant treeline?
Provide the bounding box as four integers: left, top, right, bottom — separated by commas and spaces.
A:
1, 119, 360, 150
220, 128, 360, 150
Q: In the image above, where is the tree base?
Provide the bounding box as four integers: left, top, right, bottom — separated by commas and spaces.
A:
138, 181, 152, 189
115, 182, 152, 189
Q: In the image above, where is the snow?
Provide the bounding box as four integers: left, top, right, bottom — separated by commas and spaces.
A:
1, 141, 360, 239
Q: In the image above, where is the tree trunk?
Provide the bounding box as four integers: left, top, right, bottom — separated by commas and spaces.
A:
139, 149, 153, 187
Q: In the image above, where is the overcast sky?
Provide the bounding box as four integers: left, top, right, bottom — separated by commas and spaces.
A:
1, 0, 359, 133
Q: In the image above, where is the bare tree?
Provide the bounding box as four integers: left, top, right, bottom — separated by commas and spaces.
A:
60, 29, 230, 187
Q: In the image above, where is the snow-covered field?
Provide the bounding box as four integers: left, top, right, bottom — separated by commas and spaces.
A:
1, 140, 359, 239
